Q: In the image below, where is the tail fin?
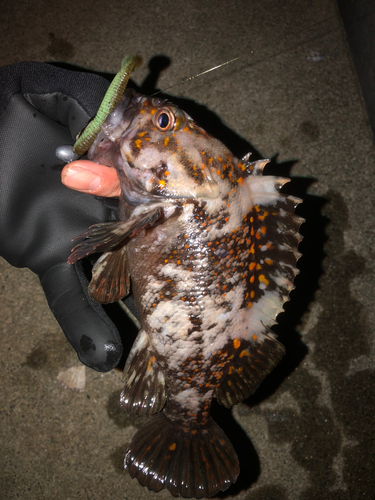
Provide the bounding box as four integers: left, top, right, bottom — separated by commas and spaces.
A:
125, 411, 239, 498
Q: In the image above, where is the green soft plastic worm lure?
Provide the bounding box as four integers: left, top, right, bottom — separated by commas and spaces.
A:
72, 55, 143, 156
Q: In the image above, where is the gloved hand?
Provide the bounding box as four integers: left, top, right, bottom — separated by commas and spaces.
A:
0, 61, 129, 372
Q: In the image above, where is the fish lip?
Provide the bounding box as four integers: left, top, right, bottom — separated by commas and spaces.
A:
100, 89, 146, 143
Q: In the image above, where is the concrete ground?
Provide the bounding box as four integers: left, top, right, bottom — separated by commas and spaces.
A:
1, 0, 374, 499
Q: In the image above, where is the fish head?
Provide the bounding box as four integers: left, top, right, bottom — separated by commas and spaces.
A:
88, 89, 223, 205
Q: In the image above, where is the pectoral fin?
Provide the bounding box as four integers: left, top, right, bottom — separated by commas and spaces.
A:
88, 246, 130, 303
68, 206, 162, 264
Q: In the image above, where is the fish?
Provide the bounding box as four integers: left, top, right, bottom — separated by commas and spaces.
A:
68, 87, 303, 498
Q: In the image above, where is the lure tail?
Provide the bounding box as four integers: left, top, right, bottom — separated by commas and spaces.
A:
125, 411, 239, 498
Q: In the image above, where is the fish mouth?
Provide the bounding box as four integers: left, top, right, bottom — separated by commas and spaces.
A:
103, 90, 144, 142
88, 90, 144, 162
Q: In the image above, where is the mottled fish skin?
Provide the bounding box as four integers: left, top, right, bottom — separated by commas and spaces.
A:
68, 88, 303, 498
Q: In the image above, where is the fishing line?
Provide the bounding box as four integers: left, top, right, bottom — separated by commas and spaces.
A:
151, 58, 239, 96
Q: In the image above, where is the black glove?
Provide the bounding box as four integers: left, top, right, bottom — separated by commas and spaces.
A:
0, 61, 127, 371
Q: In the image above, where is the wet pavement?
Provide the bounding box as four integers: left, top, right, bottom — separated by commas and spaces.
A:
1, 1, 374, 499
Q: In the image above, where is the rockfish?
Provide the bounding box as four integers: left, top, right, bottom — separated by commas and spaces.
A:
68, 88, 303, 498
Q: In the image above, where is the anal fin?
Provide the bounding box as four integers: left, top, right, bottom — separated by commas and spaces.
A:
215, 332, 285, 408
125, 412, 239, 498
120, 330, 166, 416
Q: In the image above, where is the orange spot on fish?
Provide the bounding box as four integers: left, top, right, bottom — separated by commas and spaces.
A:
240, 349, 250, 358
164, 136, 169, 147
135, 139, 142, 149
259, 274, 269, 286
147, 356, 156, 371
252, 334, 258, 340
233, 338, 241, 349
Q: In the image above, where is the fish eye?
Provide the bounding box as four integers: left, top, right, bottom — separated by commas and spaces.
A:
158, 113, 169, 129
154, 107, 175, 132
